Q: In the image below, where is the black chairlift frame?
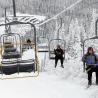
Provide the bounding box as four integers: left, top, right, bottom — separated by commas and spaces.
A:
49, 39, 66, 59
82, 18, 98, 72
0, 20, 38, 76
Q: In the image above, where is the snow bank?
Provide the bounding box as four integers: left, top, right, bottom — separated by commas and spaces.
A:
0, 73, 88, 98
22, 49, 35, 60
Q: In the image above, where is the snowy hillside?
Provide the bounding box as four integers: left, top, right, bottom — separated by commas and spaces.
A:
0, 52, 98, 98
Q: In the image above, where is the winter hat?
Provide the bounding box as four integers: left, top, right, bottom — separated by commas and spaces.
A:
88, 47, 93, 51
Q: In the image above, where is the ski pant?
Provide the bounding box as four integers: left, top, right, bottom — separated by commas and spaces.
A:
55, 56, 64, 67
87, 66, 98, 84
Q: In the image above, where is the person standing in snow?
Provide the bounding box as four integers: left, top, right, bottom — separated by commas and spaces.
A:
82, 47, 98, 85
54, 45, 64, 68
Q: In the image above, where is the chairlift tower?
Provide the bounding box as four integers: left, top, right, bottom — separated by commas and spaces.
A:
4, 8, 11, 34
57, 18, 63, 40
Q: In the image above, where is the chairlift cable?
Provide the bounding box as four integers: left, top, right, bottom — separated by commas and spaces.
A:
37, 0, 82, 27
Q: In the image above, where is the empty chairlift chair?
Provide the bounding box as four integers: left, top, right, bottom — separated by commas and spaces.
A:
37, 37, 49, 52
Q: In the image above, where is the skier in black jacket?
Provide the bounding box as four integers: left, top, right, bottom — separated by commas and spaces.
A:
54, 45, 64, 68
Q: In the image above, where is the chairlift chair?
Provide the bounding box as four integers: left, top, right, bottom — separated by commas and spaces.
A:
82, 18, 98, 72
37, 37, 49, 52
49, 39, 66, 59
0, 21, 38, 76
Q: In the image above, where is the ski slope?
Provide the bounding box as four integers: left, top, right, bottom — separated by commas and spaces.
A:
0, 72, 88, 98
0, 52, 97, 98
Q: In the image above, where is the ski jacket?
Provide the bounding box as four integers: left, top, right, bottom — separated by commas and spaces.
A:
82, 53, 98, 65
54, 48, 64, 57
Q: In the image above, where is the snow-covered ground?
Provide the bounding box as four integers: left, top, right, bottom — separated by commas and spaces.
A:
0, 72, 88, 98
0, 52, 97, 98
0, 45, 97, 97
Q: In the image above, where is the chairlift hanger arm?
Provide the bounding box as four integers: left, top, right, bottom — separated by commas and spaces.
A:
95, 18, 98, 37
83, 36, 98, 44
83, 18, 98, 45
82, 36, 98, 56
57, 18, 63, 33
59, 18, 63, 29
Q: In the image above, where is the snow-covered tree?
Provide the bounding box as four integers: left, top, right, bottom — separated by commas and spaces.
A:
66, 18, 83, 59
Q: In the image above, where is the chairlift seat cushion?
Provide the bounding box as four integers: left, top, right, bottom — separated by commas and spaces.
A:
4, 42, 12, 45
4, 48, 16, 53
19, 63, 35, 72
2, 52, 21, 59
4, 44, 14, 48
2, 65, 17, 75
0, 60, 35, 75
